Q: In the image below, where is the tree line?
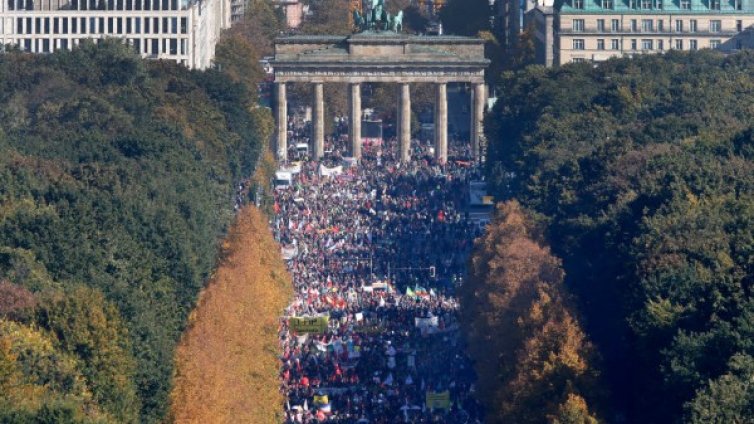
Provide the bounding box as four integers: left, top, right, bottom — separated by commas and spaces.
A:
0, 39, 272, 423
475, 50, 754, 422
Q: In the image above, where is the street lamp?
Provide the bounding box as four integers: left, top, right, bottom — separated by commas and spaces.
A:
488, 0, 496, 29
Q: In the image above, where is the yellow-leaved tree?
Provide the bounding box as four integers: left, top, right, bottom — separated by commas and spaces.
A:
462, 200, 604, 423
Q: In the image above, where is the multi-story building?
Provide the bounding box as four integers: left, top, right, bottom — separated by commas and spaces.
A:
526, 0, 556, 65
0, 0, 230, 68
273, 0, 303, 28
522, 0, 754, 65
230, 0, 245, 23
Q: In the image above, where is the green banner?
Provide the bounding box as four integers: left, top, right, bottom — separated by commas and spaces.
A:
426, 391, 451, 410
289, 316, 329, 333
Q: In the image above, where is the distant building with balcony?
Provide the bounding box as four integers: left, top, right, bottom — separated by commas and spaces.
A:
0, 0, 230, 68
519, 0, 754, 65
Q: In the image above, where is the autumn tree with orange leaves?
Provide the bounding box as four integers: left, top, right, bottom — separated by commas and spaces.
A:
461, 201, 604, 423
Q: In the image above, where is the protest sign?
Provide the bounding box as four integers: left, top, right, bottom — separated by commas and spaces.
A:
319, 164, 343, 177
425, 391, 451, 410
289, 316, 329, 333
415, 316, 439, 335
313, 394, 329, 405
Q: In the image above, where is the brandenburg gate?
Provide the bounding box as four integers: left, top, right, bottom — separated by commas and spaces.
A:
272, 30, 490, 163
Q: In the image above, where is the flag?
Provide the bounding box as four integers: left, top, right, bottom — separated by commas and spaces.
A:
406, 287, 415, 298
414, 285, 429, 298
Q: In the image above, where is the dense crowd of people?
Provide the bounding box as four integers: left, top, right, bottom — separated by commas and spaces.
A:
273, 133, 485, 423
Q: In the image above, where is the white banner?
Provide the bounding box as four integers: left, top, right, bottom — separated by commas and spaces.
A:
281, 245, 298, 260
319, 164, 343, 177
415, 316, 439, 335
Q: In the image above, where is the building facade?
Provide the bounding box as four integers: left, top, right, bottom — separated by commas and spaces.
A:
0, 0, 230, 68
527, 2, 556, 65
230, 0, 244, 23
520, 0, 754, 65
559, 0, 754, 64
274, 0, 303, 28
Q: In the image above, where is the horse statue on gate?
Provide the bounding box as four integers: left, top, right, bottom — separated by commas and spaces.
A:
353, 9, 364, 29
353, 0, 406, 33
390, 10, 403, 32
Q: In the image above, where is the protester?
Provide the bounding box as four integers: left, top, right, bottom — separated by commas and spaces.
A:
275, 132, 484, 424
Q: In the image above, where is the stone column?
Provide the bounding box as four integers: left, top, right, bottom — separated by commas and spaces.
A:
399, 83, 411, 163
471, 82, 486, 161
435, 83, 448, 164
276, 82, 287, 162
313, 82, 325, 160
349, 83, 362, 160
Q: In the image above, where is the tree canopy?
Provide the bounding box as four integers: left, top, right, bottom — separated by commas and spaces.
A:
463, 201, 603, 423
483, 50, 754, 422
0, 40, 269, 422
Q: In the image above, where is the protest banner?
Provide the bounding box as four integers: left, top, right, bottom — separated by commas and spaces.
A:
425, 391, 451, 410
415, 316, 439, 335
289, 316, 329, 333
319, 164, 344, 177
281, 245, 298, 261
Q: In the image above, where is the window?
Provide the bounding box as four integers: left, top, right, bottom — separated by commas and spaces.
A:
573, 58, 587, 63
631, 19, 638, 31
641, 0, 651, 8
737, 20, 743, 31
598, 39, 605, 49
680, 0, 690, 8
710, 0, 720, 9
642, 19, 654, 31
602, 0, 613, 7
690, 39, 698, 49
631, 39, 637, 49
658, 20, 664, 31
655, 0, 662, 8
612, 39, 620, 49
710, 39, 721, 48
690, 19, 697, 32
658, 39, 664, 50
573, 0, 584, 8
573, 19, 585, 32
629, 0, 636, 7
675, 39, 683, 49
573, 39, 586, 49
735, 0, 742, 9
642, 39, 654, 49
612, 19, 620, 31
676, 19, 683, 32
597, 19, 606, 31
710, 20, 721, 32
